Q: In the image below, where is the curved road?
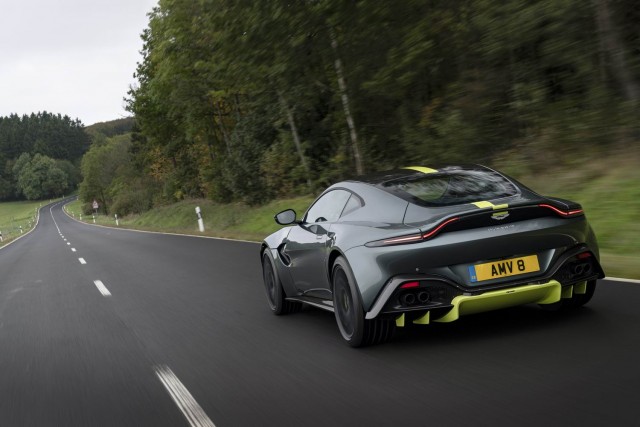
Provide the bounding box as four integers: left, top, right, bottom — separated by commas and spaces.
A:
0, 201, 638, 426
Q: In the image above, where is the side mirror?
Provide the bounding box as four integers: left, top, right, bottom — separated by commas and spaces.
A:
274, 209, 298, 225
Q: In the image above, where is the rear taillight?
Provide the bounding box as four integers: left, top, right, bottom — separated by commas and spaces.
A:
400, 281, 420, 289
365, 217, 460, 247
539, 204, 584, 218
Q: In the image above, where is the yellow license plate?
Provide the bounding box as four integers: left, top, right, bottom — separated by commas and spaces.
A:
469, 255, 540, 283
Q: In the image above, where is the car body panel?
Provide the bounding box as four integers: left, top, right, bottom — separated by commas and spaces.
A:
261, 164, 604, 326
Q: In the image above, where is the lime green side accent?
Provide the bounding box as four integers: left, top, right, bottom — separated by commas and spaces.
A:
396, 313, 405, 327
472, 201, 510, 210
412, 311, 430, 325
574, 281, 587, 295
434, 280, 562, 323
561, 285, 574, 299
404, 166, 438, 174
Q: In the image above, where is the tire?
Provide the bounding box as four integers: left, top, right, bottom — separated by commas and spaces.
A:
332, 257, 395, 347
571, 280, 597, 308
539, 280, 597, 311
262, 253, 301, 315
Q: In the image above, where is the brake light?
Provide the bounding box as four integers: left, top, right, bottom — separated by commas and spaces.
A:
365, 217, 460, 247
578, 252, 592, 259
539, 204, 584, 218
400, 281, 420, 289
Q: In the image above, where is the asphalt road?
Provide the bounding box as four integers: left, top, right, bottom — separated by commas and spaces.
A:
0, 200, 638, 426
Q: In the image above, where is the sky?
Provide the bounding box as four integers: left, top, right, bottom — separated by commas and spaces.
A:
0, 0, 158, 126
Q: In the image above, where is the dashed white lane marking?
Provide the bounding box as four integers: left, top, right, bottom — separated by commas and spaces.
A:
93, 280, 111, 297
79, 258, 86, 264
71, 248, 76, 252
155, 365, 216, 427
67, 242, 70, 245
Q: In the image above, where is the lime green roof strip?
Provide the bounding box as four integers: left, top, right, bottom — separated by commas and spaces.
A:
472, 201, 510, 210
472, 201, 495, 209
404, 166, 438, 174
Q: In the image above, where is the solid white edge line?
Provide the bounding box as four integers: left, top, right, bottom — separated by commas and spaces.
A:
78, 258, 86, 264
60, 201, 640, 284
605, 277, 640, 284
61, 199, 258, 245
93, 280, 111, 297
0, 200, 44, 251
154, 365, 216, 427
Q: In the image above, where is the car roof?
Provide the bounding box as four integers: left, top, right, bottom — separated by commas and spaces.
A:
346, 164, 494, 186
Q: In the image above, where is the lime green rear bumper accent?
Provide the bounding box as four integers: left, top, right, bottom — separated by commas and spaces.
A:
413, 311, 430, 325
404, 166, 437, 174
562, 285, 573, 299
396, 313, 405, 327
434, 280, 562, 323
574, 281, 587, 295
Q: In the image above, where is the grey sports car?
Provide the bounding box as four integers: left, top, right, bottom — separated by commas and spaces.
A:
260, 165, 604, 347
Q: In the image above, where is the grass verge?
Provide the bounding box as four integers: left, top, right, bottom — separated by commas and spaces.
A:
64, 151, 639, 280
0, 200, 47, 247
64, 196, 315, 242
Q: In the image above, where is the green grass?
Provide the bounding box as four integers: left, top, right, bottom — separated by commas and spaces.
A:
63, 153, 640, 279
512, 152, 640, 279
64, 196, 315, 242
0, 200, 46, 246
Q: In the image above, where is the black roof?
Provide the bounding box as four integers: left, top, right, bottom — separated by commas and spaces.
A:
349, 165, 493, 186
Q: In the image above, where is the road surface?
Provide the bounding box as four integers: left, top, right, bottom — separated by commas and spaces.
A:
0, 200, 638, 426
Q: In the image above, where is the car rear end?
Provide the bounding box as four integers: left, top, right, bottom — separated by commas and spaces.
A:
348, 166, 604, 324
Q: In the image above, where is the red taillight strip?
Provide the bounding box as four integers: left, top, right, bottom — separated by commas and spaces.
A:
422, 217, 460, 240
539, 204, 583, 217
380, 234, 423, 245
366, 216, 460, 247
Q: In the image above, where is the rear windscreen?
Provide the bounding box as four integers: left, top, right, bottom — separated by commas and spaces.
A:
381, 170, 518, 207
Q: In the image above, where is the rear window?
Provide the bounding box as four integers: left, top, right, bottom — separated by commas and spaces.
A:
381, 170, 518, 207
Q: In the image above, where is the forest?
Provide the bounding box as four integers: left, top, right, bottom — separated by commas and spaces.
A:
85, 0, 637, 214
0, 112, 88, 200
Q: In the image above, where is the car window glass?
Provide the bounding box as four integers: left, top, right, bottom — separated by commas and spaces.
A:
382, 170, 518, 207
305, 190, 351, 223
340, 194, 363, 218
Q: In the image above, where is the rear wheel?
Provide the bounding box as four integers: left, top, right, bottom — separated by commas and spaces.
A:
332, 257, 395, 347
262, 253, 301, 315
539, 280, 597, 311
571, 280, 597, 308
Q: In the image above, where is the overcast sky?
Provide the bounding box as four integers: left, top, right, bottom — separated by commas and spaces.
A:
0, 0, 158, 126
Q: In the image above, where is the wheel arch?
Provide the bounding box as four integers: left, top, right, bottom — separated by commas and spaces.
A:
328, 248, 347, 291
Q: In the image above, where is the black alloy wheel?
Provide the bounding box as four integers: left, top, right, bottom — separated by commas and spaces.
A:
262, 253, 301, 315
571, 280, 597, 307
332, 257, 395, 347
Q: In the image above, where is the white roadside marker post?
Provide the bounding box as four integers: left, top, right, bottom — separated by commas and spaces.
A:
0, 231, 3, 242
195, 206, 205, 232
93, 214, 96, 224
115, 214, 119, 226
19, 226, 23, 234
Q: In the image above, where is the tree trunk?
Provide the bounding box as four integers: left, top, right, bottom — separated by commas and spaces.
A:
329, 27, 364, 175
215, 101, 232, 154
593, 0, 639, 103
278, 92, 312, 187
